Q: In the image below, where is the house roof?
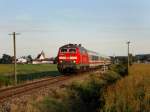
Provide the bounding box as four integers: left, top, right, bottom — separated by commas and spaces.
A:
36, 51, 45, 60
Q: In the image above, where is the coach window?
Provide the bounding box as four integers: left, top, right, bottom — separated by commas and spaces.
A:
61, 48, 67, 53
92, 56, 95, 60
95, 56, 98, 60
69, 48, 76, 53
92, 56, 98, 60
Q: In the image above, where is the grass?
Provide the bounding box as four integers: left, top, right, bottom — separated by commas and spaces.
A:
0, 64, 60, 85
0, 64, 13, 76
4, 64, 149, 112
104, 64, 150, 112
0, 64, 59, 76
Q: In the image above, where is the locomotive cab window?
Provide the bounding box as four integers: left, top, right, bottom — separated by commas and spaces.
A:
60, 48, 67, 53
69, 48, 76, 53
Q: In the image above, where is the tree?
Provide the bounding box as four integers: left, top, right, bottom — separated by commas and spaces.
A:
53, 56, 58, 64
0, 54, 13, 64
26, 55, 33, 63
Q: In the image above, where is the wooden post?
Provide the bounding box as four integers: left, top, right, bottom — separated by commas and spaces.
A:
9, 32, 20, 85
13, 32, 17, 84
127, 41, 130, 74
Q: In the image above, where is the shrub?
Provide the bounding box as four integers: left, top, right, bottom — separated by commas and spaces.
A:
111, 64, 128, 76
37, 97, 68, 112
102, 71, 121, 84
66, 77, 106, 112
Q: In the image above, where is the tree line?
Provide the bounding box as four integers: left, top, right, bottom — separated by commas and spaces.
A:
0, 54, 33, 64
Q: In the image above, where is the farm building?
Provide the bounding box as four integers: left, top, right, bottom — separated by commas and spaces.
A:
32, 51, 54, 64
17, 57, 27, 64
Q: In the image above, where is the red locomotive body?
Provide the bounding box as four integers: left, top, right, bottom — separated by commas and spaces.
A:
57, 44, 111, 73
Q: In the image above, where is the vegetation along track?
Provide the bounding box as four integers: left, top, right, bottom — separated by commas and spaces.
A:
0, 75, 71, 103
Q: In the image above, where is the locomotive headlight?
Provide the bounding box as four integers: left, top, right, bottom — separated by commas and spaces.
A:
73, 60, 76, 63
60, 60, 63, 63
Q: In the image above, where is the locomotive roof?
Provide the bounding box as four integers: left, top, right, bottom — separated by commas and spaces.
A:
60, 44, 83, 48
60, 44, 110, 59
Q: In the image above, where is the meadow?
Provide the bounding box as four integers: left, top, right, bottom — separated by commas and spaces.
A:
104, 64, 150, 112
0, 64, 59, 76
0, 64, 60, 85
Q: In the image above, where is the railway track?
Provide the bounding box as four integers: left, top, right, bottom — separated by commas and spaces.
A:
0, 69, 103, 103
0, 75, 71, 103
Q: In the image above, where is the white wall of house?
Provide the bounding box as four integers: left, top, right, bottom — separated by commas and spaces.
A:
17, 58, 27, 63
32, 60, 54, 64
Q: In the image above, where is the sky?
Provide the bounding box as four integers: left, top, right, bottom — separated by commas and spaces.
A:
0, 0, 150, 58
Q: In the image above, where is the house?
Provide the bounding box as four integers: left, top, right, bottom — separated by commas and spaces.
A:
32, 51, 54, 64
135, 54, 150, 63
17, 57, 27, 64
36, 50, 45, 60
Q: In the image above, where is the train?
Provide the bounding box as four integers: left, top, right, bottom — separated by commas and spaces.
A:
57, 44, 111, 73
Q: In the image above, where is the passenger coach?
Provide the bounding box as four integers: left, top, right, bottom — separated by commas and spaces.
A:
57, 44, 111, 73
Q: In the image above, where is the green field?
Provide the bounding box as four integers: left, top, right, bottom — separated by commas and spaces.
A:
0, 64, 59, 76
0, 64, 60, 84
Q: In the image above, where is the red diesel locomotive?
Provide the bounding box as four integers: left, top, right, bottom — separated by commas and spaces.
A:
57, 44, 111, 73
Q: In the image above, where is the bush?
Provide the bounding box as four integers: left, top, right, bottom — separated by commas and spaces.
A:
102, 71, 121, 84
66, 77, 106, 112
37, 97, 68, 112
111, 64, 128, 76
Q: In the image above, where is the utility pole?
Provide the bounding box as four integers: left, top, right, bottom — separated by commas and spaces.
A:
127, 41, 130, 74
9, 32, 20, 85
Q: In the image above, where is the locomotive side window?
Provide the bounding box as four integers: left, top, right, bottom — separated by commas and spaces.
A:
69, 48, 76, 53
61, 48, 67, 53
